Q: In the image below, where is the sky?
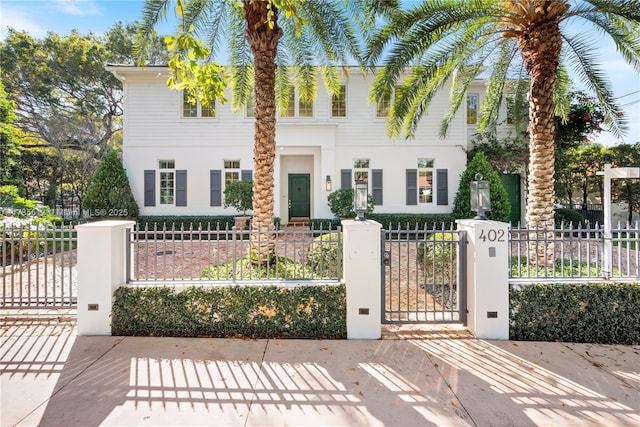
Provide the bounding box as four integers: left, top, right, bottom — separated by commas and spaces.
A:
1, 0, 638, 147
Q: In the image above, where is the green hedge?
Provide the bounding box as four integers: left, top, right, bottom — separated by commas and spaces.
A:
510, 282, 640, 344
367, 213, 456, 229
137, 216, 282, 230
112, 285, 346, 339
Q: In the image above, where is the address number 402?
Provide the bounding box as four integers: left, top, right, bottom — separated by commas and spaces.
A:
479, 229, 505, 242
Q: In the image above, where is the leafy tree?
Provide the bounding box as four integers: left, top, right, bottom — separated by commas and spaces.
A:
0, 81, 22, 189
137, 0, 372, 259
83, 150, 139, 219
367, 0, 638, 265
453, 152, 510, 222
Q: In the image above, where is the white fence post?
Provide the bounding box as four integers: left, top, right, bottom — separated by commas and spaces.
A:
76, 220, 135, 336
456, 219, 509, 340
342, 219, 382, 339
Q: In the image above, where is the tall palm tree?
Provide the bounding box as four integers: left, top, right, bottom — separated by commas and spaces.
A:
367, 0, 639, 265
137, 0, 371, 260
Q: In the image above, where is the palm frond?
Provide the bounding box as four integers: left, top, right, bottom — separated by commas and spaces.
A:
135, 0, 172, 65
562, 32, 627, 137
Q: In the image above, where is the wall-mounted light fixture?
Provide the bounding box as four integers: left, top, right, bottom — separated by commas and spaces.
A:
470, 173, 491, 220
354, 179, 368, 221
325, 175, 332, 192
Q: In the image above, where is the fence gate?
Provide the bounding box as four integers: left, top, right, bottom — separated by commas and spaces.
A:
381, 226, 466, 325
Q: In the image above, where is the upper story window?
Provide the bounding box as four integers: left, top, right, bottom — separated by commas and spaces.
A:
331, 85, 347, 118
376, 92, 392, 117
159, 160, 175, 204
417, 158, 434, 204
281, 86, 314, 118
467, 94, 479, 125
183, 91, 215, 118
353, 159, 370, 184
245, 94, 255, 118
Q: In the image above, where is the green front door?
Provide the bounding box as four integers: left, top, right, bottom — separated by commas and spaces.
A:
288, 174, 310, 219
501, 174, 522, 226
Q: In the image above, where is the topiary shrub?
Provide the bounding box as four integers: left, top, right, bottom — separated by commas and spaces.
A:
452, 152, 510, 222
83, 149, 139, 219
327, 188, 374, 218
307, 232, 343, 278
224, 180, 253, 215
554, 208, 584, 228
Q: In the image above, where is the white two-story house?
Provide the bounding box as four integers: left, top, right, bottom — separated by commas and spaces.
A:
108, 66, 515, 224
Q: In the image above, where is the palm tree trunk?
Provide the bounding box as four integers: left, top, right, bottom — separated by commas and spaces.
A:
519, 10, 563, 267
244, 0, 282, 263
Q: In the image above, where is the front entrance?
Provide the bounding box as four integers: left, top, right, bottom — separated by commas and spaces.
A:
381, 227, 467, 325
288, 174, 310, 220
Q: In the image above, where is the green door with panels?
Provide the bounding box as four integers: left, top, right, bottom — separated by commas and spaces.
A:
500, 174, 521, 226
288, 174, 310, 219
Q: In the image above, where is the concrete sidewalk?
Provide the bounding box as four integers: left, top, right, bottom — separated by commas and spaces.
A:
1, 318, 639, 427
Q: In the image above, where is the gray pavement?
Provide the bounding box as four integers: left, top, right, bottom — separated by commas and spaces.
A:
1, 317, 639, 427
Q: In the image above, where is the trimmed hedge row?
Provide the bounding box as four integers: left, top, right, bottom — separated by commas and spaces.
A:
137, 216, 282, 230
510, 282, 640, 344
367, 213, 456, 229
112, 285, 346, 339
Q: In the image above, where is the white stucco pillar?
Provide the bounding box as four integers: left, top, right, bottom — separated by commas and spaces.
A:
76, 220, 135, 336
342, 219, 382, 339
456, 219, 510, 340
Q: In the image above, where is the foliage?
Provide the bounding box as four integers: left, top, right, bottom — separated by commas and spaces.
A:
309, 218, 341, 230
554, 208, 584, 228
0, 81, 21, 188
610, 143, 640, 222
224, 180, 253, 215
510, 283, 640, 344
417, 232, 456, 268
306, 232, 343, 278
367, 213, 456, 229
0, 185, 59, 222
452, 152, 510, 222
468, 133, 529, 175
83, 150, 139, 219
111, 285, 347, 339
327, 188, 375, 218
201, 256, 313, 280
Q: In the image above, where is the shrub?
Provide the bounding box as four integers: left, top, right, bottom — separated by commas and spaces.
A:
83, 150, 139, 219
201, 256, 312, 279
510, 282, 640, 344
417, 232, 456, 268
452, 151, 510, 222
327, 188, 374, 218
111, 285, 347, 339
554, 208, 584, 227
307, 232, 343, 278
224, 180, 253, 215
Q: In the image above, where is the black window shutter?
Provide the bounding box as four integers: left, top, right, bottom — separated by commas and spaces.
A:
372, 169, 383, 205
176, 170, 187, 206
210, 170, 222, 206
436, 169, 448, 205
144, 170, 156, 206
340, 169, 352, 189
241, 170, 253, 181
406, 169, 417, 205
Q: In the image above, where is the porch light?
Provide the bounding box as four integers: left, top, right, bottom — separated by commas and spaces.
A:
354, 179, 368, 221
325, 175, 332, 192
470, 173, 491, 220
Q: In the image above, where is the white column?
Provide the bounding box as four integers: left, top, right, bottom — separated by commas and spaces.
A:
457, 219, 509, 340
76, 220, 135, 336
342, 219, 382, 339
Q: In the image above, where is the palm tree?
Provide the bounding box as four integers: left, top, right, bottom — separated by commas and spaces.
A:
137, 0, 370, 261
366, 0, 639, 265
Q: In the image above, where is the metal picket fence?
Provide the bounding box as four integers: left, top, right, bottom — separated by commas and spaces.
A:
127, 223, 342, 283
1, 222, 77, 308
509, 222, 640, 281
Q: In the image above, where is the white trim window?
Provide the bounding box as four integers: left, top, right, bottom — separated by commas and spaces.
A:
353, 159, 370, 184
331, 85, 347, 118
467, 94, 479, 125
281, 86, 314, 118
224, 160, 241, 186
183, 91, 215, 118
418, 158, 434, 204
159, 160, 175, 204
